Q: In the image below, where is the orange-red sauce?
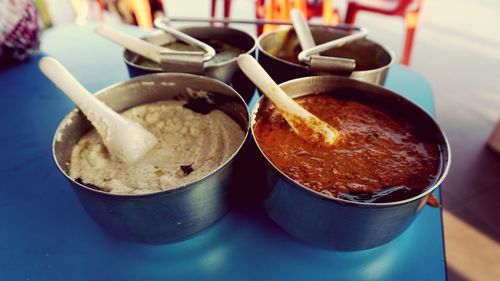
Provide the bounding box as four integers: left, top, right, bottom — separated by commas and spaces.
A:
254, 94, 441, 203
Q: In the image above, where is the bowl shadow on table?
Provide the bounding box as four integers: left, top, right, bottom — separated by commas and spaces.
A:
442, 146, 500, 244
105, 194, 413, 281
45, 139, 414, 280
193, 142, 415, 278
446, 267, 469, 281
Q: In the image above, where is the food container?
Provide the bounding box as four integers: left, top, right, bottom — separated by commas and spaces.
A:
52, 73, 249, 244
257, 26, 394, 85
123, 26, 257, 101
251, 76, 450, 251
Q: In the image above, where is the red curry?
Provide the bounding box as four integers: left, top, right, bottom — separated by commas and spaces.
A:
253, 94, 441, 203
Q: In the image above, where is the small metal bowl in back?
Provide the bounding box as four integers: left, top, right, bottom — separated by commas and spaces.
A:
123, 26, 256, 101
52, 73, 249, 244
257, 26, 394, 85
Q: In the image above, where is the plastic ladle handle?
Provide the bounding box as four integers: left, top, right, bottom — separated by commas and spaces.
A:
39, 57, 158, 163
237, 54, 340, 145
290, 8, 316, 51
95, 24, 163, 63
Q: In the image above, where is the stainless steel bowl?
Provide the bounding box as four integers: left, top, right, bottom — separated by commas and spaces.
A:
251, 76, 450, 251
53, 73, 249, 244
123, 26, 257, 101
257, 26, 394, 85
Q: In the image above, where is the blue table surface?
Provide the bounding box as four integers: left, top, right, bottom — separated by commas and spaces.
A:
0, 24, 445, 281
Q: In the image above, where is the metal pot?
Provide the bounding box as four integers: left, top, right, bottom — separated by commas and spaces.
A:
251, 76, 450, 251
53, 73, 249, 244
257, 26, 394, 85
123, 26, 257, 102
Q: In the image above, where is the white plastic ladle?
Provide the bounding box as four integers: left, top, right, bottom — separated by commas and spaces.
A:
95, 24, 164, 63
237, 54, 340, 145
290, 9, 316, 51
39, 57, 158, 163
95, 24, 216, 64
290, 9, 366, 70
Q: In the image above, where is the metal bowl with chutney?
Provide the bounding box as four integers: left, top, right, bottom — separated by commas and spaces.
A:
53, 73, 250, 244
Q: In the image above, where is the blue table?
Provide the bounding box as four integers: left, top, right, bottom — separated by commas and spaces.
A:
0, 24, 446, 281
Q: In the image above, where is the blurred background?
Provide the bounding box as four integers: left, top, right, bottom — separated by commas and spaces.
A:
3, 0, 500, 280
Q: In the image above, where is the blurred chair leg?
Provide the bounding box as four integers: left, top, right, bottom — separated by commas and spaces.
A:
344, 3, 359, 24
402, 11, 419, 65
223, 0, 231, 27
255, 0, 265, 35
211, 0, 217, 17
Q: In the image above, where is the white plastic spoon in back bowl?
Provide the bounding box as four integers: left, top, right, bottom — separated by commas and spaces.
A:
96, 24, 216, 65
39, 57, 158, 163
290, 8, 316, 51
95, 24, 164, 63
237, 54, 340, 146
290, 8, 360, 72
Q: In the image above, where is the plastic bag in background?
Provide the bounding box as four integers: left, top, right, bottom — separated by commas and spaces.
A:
0, 0, 41, 67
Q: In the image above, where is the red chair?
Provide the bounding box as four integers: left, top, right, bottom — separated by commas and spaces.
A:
344, 0, 424, 65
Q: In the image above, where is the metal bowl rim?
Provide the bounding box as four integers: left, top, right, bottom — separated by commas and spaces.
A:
52, 72, 251, 198
123, 26, 257, 71
250, 75, 451, 207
